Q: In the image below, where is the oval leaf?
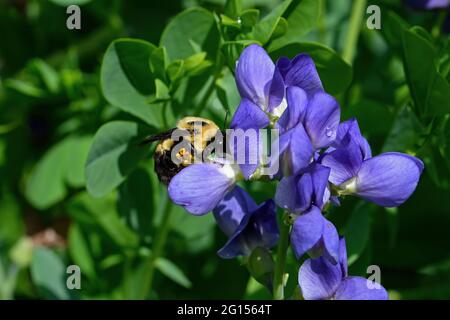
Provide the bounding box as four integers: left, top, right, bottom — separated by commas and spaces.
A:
101, 39, 163, 126
160, 8, 220, 62
155, 257, 192, 289
85, 121, 149, 198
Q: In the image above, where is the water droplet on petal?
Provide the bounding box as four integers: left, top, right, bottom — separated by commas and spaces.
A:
325, 126, 334, 138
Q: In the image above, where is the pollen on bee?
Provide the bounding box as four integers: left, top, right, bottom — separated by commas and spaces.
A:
177, 148, 186, 158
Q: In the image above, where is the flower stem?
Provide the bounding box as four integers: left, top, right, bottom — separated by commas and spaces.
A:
342, 0, 367, 65
272, 212, 291, 300
140, 194, 173, 299
432, 11, 447, 38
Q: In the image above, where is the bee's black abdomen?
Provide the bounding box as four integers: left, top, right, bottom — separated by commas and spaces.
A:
154, 149, 183, 185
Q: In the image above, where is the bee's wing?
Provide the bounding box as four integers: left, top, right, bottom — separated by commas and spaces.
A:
139, 128, 176, 146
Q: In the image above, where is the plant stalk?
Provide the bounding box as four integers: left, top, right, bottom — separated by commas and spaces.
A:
342, 0, 368, 65
272, 212, 291, 300
140, 195, 173, 299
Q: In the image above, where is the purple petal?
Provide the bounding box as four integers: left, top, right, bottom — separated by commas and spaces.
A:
355, 152, 424, 207
290, 206, 324, 259
321, 139, 363, 185
334, 118, 372, 160
323, 185, 332, 208
279, 54, 324, 98
236, 44, 274, 108
321, 220, 340, 265
213, 186, 257, 236
308, 163, 331, 209
305, 92, 341, 149
239, 164, 259, 181
298, 257, 342, 300
230, 98, 270, 130
296, 173, 314, 212
275, 176, 301, 212
276, 86, 307, 133
334, 277, 388, 300
338, 237, 348, 277
279, 124, 314, 176
229, 127, 261, 180
218, 199, 279, 259
267, 66, 285, 112
168, 164, 235, 215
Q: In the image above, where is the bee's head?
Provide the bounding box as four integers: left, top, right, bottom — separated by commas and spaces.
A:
177, 117, 220, 151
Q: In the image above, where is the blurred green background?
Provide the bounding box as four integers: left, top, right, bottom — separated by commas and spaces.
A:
0, 0, 449, 299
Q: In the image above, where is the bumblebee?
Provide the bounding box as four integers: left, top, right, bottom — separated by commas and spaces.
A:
141, 117, 225, 185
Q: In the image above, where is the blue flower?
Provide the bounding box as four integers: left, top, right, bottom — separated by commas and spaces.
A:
231, 44, 324, 131
168, 163, 240, 215
230, 45, 330, 179
213, 186, 279, 259
290, 206, 339, 264
276, 88, 340, 176
298, 238, 388, 300
230, 45, 323, 179
275, 163, 339, 264
275, 163, 331, 213
321, 119, 424, 207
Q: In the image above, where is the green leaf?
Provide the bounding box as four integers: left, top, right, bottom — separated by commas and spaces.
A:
26, 135, 92, 210
65, 136, 93, 188
101, 39, 163, 127
269, 42, 352, 94
155, 79, 170, 101
170, 205, 216, 253
382, 105, 424, 153
221, 14, 242, 28
9, 237, 33, 268
31, 59, 60, 94
167, 60, 185, 82
184, 52, 207, 72
4, 79, 46, 98
249, 0, 292, 45
0, 193, 25, 248
117, 168, 153, 238
150, 47, 167, 81
30, 248, 72, 300
68, 223, 96, 279
224, 0, 242, 19
155, 257, 192, 289
215, 69, 241, 115
221, 40, 258, 72
67, 192, 139, 248
160, 8, 220, 62
26, 143, 67, 209
85, 121, 149, 198
402, 28, 450, 116
381, 11, 409, 53
343, 202, 374, 266
269, 0, 321, 50
271, 17, 288, 40
240, 9, 260, 29
244, 277, 271, 299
